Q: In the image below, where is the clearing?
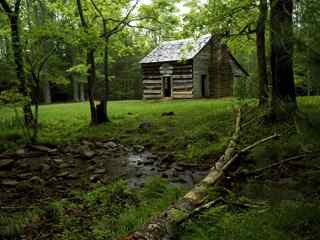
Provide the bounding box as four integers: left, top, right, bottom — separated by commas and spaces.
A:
0, 97, 320, 240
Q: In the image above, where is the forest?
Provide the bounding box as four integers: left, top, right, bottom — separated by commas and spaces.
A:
0, 0, 320, 239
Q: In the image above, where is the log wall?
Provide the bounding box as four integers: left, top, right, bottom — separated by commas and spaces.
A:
142, 62, 162, 99
142, 60, 193, 99
193, 43, 211, 98
209, 44, 234, 98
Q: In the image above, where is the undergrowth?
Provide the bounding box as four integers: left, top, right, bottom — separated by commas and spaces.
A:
0, 177, 184, 240
178, 200, 320, 240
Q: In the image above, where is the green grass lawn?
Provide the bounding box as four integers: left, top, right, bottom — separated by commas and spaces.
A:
0, 98, 241, 161
1, 97, 320, 162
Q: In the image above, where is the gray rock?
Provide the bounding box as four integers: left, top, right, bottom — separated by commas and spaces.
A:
68, 173, 79, 179
57, 171, 69, 177
94, 168, 106, 174
134, 145, 145, 153
82, 140, 94, 146
49, 177, 58, 183
53, 158, 64, 164
81, 150, 96, 159
90, 175, 99, 182
160, 154, 175, 165
178, 174, 193, 187
58, 163, 71, 169
0, 159, 14, 169
18, 162, 29, 168
31, 145, 57, 153
104, 141, 118, 149
145, 152, 157, 160
87, 165, 96, 171
40, 163, 50, 172
139, 122, 152, 131
18, 173, 33, 180
16, 149, 26, 155
29, 176, 44, 184
1, 179, 19, 186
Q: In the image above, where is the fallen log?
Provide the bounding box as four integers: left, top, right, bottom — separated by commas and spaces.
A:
120, 109, 241, 240
120, 109, 277, 240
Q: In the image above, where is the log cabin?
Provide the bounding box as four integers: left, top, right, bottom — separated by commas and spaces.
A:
140, 34, 249, 99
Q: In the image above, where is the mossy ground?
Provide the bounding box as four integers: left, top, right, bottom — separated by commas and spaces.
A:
0, 97, 320, 239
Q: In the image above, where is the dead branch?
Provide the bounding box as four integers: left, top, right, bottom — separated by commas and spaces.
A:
244, 153, 319, 177
177, 197, 224, 225
222, 133, 280, 171
239, 134, 280, 153
120, 109, 279, 240
241, 112, 267, 129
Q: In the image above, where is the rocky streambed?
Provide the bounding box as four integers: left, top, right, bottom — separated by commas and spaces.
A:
0, 140, 210, 207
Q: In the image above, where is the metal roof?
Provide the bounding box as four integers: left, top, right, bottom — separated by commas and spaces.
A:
140, 34, 212, 64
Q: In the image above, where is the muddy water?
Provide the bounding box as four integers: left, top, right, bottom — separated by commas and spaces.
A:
0, 143, 210, 206
125, 152, 209, 189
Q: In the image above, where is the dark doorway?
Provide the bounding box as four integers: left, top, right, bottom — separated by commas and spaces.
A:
163, 77, 172, 97
201, 75, 207, 97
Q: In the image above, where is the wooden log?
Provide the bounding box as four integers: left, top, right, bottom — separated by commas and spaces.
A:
143, 76, 162, 79
173, 84, 193, 90
143, 82, 162, 86
120, 109, 242, 240
173, 64, 193, 69
172, 74, 193, 79
144, 95, 162, 99
144, 90, 161, 94
144, 87, 162, 91
173, 79, 193, 84
173, 91, 193, 95
173, 95, 193, 99
173, 70, 193, 74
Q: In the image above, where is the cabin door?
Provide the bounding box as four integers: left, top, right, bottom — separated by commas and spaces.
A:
201, 75, 208, 97
163, 77, 172, 97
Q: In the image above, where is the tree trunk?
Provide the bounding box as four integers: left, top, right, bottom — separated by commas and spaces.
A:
67, 48, 79, 102
71, 77, 80, 102
79, 83, 85, 101
42, 77, 51, 104
257, 0, 269, 106
270, 0, 297, 116
96, 23, 110, 124
87, 49, 98, 125
76, 0, 98, 125
3, 1, 34, 126
40, 2, 51, 104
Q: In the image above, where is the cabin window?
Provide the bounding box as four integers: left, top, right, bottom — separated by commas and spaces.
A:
163, 77, 172, 97
201, 75, 207, 97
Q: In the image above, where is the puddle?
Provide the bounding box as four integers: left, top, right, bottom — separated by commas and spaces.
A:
0, 142, 210, 206
126, 152, 209, 189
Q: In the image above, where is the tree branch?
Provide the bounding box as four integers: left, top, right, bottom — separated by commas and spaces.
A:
14, 0, 21, 14
0, 0, 12, 14
243, 153, 320, 177
89, 0, 105, 20
107, 0, 140, 37
76, 0, 88, 28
